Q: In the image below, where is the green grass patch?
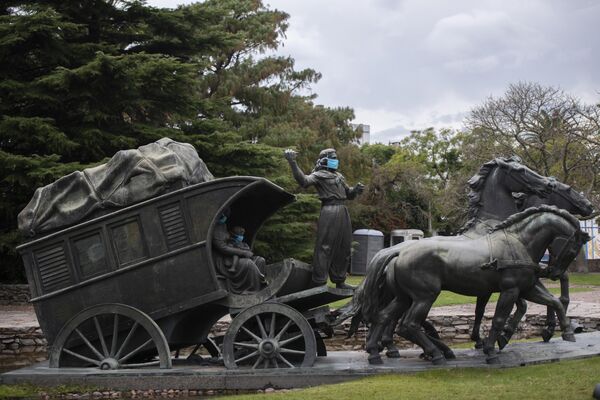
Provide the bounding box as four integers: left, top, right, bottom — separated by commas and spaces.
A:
0, 384, 99, 399
330, 275, 593, 309
220, 356, 600, 400
557, 272, 600, 286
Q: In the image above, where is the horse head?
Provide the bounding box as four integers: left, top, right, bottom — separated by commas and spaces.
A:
462, 157, 554, 231
493, 205, 590, 279
522, 178, 594, 218
546, 228, 591, 280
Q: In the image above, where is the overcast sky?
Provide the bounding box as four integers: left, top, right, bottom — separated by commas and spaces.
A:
147, 0, 600, 143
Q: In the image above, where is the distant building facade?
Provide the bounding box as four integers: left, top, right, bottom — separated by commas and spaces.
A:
351, 123, 370, 145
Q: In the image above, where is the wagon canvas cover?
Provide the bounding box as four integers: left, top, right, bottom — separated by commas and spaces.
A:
18, 138, 213, 236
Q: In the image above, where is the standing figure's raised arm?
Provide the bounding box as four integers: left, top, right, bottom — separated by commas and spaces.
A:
284, 149, 315, 188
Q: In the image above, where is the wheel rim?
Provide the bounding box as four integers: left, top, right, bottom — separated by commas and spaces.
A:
49, 304, 171, 369
223, 303, 316, 369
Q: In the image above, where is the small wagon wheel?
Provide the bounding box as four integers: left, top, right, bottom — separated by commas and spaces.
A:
223, 303, 317, 369
49, 303, 171, 369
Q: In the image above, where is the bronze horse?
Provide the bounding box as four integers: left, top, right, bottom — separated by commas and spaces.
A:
339, 157, 593, 356
360, 206, 589, 365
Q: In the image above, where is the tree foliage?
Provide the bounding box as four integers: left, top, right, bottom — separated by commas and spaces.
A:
0, 0, 363, 282
465, 82, 600, 207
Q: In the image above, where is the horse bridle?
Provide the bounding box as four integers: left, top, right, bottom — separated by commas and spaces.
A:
545, 229, 590, 279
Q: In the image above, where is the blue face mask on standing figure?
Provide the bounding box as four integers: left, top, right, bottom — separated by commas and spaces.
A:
218, 214, 227, 224
326, 158, 339, 170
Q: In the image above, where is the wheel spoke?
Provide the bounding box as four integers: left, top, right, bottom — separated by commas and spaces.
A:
62, 348, 101, 366
269, 313, 276, 338
252, 355, 264, 369
234, 341, 259, 350
263, 358, 269, 369
277, 353, 294, 368
272, 358, 279, 369
279, 348, 306, 355
114, 322, 138, 359
110, 314, 119, 357
235, 350, 259, 364
241, 326, 262, 343
74, 328, 104, 361
118, 338, 153, 364
274, 320, 293, 341
255, 315, 268, 339
279, 334, 303, 347
93, 317, 109, 357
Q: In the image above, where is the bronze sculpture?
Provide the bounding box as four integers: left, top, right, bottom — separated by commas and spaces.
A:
284, 148, 364, 289
212, 211, 266, 294
340, 157, 593, 359
360, 206, 589, 365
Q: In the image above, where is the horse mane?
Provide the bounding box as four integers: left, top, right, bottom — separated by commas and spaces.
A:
490, 204, 580, 232
459, 156, 522, 233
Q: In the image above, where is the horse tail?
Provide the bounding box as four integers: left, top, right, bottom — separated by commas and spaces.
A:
333, 245, 404, 332
361, 251, 396, 324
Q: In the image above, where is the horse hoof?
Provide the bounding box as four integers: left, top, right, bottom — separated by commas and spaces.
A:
386, 350, 401, 358
431, 355, 447, 365
541, 329, 553, 342
444, 350, 456, 360
368, 355, 384, 365
474, 340, 484, 349
562, 332, 576, 342
486, 355, 500, 365
497, 335, 509, 350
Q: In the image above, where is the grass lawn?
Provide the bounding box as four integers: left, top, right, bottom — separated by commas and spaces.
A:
217, 356, 600, 400
562, 272, 600, 286
0, 384, 98, 399
329, 274, 597, 309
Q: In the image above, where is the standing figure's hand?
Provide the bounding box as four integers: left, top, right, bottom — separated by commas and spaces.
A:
284, 148, 298, 161
355, 182, 365, 194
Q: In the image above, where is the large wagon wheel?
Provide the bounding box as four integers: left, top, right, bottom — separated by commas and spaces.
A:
49, 304, 171, 369
223, 303, 316, 369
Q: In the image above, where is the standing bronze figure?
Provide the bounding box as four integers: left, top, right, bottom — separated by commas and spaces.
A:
284, 148, 363, 289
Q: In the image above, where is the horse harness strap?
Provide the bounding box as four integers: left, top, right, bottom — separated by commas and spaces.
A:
481, 229, 540, 272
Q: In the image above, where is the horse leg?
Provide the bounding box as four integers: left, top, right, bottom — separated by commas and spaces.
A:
471, 294, 491, 349
498, 298, 527, 349
522, 281, 574, 342
485, 287, 519, 364
422, 320, 455, 359
543, 273, 570, 341
399, 297, 446, 365
365, 298, 404, 365
382, 313, 402, 359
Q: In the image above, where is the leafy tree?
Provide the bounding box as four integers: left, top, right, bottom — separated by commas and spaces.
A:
465, 82, 600, 208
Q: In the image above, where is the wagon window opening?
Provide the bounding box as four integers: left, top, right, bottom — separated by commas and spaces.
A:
73, 233, 109, 278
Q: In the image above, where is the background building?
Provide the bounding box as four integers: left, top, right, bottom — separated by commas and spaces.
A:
351, 123, 370, 145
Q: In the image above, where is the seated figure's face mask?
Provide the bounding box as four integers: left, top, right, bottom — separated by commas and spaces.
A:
233, 234, 244, 243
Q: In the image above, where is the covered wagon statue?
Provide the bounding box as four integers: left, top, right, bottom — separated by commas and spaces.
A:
17, 138, 353, 370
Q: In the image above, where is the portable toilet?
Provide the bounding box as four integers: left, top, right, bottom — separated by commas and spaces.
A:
351, 229, 384, 275
390, 229, 424, 246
